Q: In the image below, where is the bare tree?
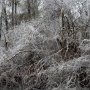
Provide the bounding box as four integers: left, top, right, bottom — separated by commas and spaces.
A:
12, 0, 14, 27
26, 0, 40, 19
27, 0, 32, 14
27, 0, 31, 17
14, 0, 18, 25
0, 12, 2, 38
2, 0, 8, 32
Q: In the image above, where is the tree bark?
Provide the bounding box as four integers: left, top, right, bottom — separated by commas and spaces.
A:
27, 0, 31, 19
3, 7, 8, 32
12, 0, 14, 27
0, 14, 2, 38
15, 0, 17, 25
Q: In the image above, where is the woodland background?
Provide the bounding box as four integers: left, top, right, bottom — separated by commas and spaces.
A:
0, 0, 90, 90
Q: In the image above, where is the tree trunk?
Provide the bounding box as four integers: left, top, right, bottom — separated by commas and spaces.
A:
12, 0, 14, 27
15, 0, 17, 25
0, 14, 2, 38
27, 0, 31, 19
3, 7, 8, 32
2, 0, 8, 32
34, 0, 38, 18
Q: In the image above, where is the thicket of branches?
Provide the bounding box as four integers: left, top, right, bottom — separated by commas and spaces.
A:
0, 0, 90, 90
